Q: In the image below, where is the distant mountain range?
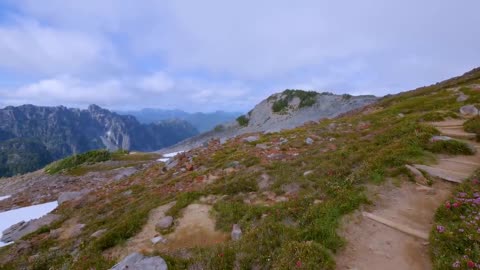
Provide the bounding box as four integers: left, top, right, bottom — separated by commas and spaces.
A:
0, 104, 198, 177
117, 109, 241, 132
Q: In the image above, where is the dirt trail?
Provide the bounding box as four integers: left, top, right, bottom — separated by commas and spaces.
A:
336, 119, 479, 270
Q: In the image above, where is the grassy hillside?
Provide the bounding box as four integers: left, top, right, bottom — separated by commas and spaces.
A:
1, 68, 480, 269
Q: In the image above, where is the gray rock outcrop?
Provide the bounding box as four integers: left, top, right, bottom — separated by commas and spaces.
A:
110, 253, 167, 270
158, 91, 377, 154
1, 214, 60, 243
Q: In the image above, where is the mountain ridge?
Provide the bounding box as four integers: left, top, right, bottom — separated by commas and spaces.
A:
0, 104, 198, 177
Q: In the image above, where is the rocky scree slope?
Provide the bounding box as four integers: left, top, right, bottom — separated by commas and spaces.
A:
0, 104, 198, 177
1, 68, 480, 269
158, 90, 377, 153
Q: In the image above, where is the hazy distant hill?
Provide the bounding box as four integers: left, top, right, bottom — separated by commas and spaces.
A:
117, 109, 241, 132
0, 104, 198, 177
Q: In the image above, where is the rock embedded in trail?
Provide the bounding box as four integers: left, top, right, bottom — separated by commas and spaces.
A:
405, 165, 428, 185
155, 216, 174, 231
110, 252, 168, 270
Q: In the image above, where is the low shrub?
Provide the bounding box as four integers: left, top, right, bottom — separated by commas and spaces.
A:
45, 149, 112, 174
427, 140, 475, 155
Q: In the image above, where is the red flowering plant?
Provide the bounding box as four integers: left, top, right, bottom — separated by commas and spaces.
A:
431, 176, 480, 269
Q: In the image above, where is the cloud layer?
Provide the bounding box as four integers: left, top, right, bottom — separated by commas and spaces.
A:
0, 0, 479, 111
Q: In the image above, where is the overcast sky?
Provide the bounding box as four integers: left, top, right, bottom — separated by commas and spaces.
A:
0, 1, 479, 112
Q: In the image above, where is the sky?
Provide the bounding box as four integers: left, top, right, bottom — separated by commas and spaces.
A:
0, 1, 479, 112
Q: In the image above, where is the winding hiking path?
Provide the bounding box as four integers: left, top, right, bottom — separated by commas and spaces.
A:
336, 118, 480, 270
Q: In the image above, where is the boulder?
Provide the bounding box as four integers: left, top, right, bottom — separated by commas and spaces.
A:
1, 214, 61, 243
58, 189, 90, 205
231, 224, 242, 241
110, 253, 168, 270
460, 105, 479, 116
155, 216, 174, 231
305, 137, 314, 145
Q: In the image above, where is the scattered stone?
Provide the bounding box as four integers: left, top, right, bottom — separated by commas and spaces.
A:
113, 167, 138, 181
91, 229, 107, 238
257, 174, 273, 190
156, 216, 174, 231
279, 137, 288, 144
303, 170, 314, 176
110, 253, 167, 270
430, 135, 452, 142
405, 165, 428, 185
460, 105, 479, 116
49, 228, 62, 239
243, 135, 259, 143
151, 236, 167, 245
166, 159, 178, 170
397, 113, 405, 118
69, 224, 86, 238
313, 199, 323, 204
1, 214, 61, 243
58, 189, 90, 205
305, 137, 314, 145
456, 93, 469, 102
122, 190, 133, 196
231, 224, 242, 241
281, 183, 300, 196
256, 143, 269, 150
185, 163, 194, 171
328, 137, 336, 142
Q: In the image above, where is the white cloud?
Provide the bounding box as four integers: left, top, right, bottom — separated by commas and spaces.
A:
138, 72, 174, 93
0, 0, 479, 111
0, 18, 122, 76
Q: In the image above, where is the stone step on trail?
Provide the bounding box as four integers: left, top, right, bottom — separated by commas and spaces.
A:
429, 119, 466, 127
434, 129, 476, 140
413, 164, 469, 183
435, 159, 479, 173
362, 212, 429, 240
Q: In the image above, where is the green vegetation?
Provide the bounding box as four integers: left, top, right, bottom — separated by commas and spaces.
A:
236, 115, 249, 127
3, 70, 480, 269
430, 173, 480, 269
272, 89, 318, 113
421, 111, 459, 122
214, 124, 225, 132
427, 139, 475, 155
464, 116, 480, 141
45, 149, 112, 174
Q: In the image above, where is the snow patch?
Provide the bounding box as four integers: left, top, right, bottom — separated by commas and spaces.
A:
0, 195, 11, 202
157, 151, 184, 163
0, 201, 58, 247
163, 151, 183, 158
